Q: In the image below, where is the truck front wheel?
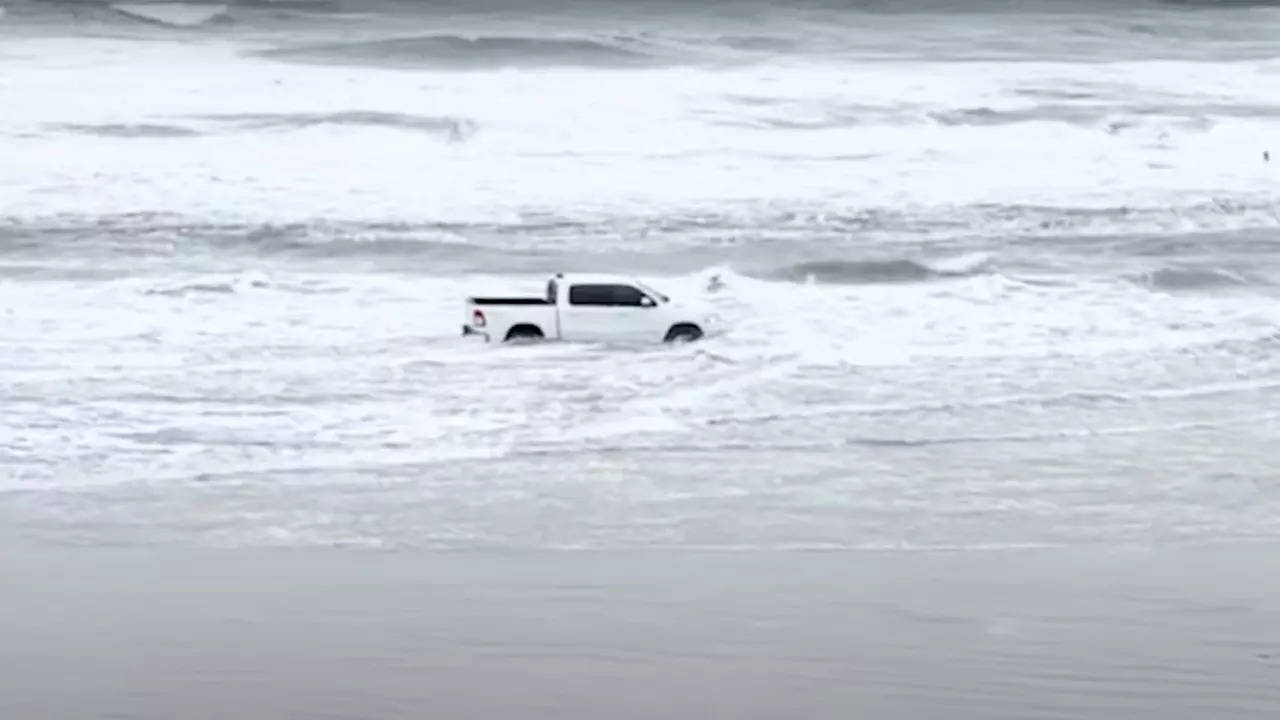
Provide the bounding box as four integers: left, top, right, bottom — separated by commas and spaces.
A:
664, 323, 703, 343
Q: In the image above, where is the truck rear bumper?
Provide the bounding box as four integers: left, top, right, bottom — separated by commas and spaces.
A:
461, 324, 490, 342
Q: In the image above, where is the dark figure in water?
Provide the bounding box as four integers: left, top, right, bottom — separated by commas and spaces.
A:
1266, 151, 1271, 162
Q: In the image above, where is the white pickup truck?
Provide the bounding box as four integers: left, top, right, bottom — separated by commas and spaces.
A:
462, 273, 715, 343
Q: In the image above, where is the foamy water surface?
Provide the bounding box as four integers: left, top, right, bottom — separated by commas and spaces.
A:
2, 0, 1280, 551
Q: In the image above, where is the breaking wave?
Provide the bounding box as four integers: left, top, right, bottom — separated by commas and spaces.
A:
929, 103, 1280, 130
254, 34, 681, 69
708, 100, 901, 131
715, 94, 1280, 134
1134, 266, 1259, 291
8, 0, 1280, 46
3, 206, 1279, 292
40, 112, 475, 140
48, 122, 202, 138
139, 272, 352, 296
143, 279, 248, 296
196, 111, 476, 139
109, 2, 231, 28
763, 255, 996, 285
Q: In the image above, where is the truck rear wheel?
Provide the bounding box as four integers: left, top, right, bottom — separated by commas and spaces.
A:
505, 324, 545, 342
664, 323, 703, 343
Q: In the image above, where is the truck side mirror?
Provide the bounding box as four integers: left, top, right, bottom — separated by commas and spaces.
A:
639, 296, 655, 307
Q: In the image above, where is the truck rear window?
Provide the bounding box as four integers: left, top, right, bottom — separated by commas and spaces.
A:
568, 284, 648, 307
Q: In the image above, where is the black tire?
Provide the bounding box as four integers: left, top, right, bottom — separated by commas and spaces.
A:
664, 323, 703, 343
505, 324, 545, 342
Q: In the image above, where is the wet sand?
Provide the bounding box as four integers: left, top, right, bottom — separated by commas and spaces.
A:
2, 543, 1278, 719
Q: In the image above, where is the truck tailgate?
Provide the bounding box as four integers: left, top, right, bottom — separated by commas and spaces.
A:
463, 299, 557, 342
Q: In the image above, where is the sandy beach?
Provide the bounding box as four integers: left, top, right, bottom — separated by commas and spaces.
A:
3, 543, 1278, 719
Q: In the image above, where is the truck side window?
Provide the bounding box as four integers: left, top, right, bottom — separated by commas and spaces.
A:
547, 279, 558, 303
568, 284, 648, 306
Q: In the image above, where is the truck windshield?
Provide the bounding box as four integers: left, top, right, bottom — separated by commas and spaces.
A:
635, 281, 669, 303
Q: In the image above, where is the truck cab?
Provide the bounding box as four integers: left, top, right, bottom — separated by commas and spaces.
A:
463, 273, 712, 344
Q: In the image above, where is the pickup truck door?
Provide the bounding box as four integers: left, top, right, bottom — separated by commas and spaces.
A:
558, 283, 664, 342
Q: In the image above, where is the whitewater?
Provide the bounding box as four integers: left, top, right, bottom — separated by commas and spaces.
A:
2, 0, 1280, 551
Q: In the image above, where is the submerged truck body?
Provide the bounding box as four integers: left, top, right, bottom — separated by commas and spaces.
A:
462, 273, 712, 343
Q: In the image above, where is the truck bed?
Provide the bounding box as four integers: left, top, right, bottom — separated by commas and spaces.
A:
467, 297, 551, 305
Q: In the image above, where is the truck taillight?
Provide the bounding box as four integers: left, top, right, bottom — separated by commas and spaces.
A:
472, 309, 486, 327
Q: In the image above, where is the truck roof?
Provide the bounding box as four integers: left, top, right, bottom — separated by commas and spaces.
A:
552, 272, 641, 285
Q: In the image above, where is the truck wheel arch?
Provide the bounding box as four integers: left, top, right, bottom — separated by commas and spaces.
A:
664, 323, 703, 342
504, 324, 545, 342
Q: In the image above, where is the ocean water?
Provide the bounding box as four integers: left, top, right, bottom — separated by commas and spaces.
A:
2, 0, 1280, 552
